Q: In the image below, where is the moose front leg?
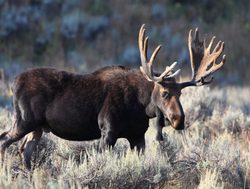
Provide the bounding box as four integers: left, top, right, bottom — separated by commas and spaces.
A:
155, 108, 164, 141
128, 135, 145, 152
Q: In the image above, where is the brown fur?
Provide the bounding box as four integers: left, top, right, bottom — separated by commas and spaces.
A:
0, 66, 184, 169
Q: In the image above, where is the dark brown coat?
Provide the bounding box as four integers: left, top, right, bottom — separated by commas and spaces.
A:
0, 66, 166, 168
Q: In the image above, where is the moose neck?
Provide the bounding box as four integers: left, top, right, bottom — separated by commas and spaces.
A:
143, 80, 157, 118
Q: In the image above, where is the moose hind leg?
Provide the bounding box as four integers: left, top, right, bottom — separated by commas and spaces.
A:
0, 119, 35, 162
99, 130, 118, 151
19, 129, 42, 169
0, 131, 9, 162
98, 108, 118, 151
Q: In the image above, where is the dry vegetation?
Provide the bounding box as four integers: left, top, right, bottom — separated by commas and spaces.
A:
0, 86, 249, 189
0, 1, 249, 188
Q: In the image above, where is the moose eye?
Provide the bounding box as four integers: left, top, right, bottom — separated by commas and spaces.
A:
161, 91, 169, 99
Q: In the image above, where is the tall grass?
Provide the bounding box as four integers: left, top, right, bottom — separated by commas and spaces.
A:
0, 86, 249, 189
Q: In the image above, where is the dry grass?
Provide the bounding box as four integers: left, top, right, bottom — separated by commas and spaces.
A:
0, 86, 249, 189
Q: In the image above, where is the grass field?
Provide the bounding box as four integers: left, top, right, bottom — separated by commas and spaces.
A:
0, 86, 249, 189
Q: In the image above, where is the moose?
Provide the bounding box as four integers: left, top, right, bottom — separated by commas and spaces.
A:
0, 25, 225, 169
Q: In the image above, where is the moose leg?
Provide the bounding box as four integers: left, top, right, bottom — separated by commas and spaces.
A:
98, 102, 119, 151
0, 119, 34, 163
155, 109, 164, 141
99, 130, 117, 151
98, 114, 118, 150
19, 129, 42, 169
0, 131, 9, 162
128, 135, 145, 152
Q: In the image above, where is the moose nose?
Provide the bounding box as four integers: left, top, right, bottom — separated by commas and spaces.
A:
170, 114, 185, 130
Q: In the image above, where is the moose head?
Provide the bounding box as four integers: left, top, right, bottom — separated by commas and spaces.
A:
139, 25, 226, 130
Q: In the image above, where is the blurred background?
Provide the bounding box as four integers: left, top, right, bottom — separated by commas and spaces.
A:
0, 0, 249, 97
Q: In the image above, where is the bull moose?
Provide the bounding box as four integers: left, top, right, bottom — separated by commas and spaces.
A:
0, 25, 225, 169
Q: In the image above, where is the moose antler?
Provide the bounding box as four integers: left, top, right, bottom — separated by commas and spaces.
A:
180, 28, 226, 88
138, 24, 180, 82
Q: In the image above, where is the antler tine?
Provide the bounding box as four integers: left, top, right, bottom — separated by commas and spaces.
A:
139, 25, 151, 79
202, 40, 225, 78
138, 24, 179, 82
194, 28, 199, 42
155, 61, 178, 80
143, 36, 149, 61
213, 41, 224, 56
138, 25, 146, 62
206, 36, 216, 52
167, 69, 181, 78
188, 29, 195, 80
180, 28, 226, 88
149, 45, 161, 65
210, 54, 226, 75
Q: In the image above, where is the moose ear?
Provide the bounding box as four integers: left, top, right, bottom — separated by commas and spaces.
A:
157, 76, 177, 88
153, 72, 161, 77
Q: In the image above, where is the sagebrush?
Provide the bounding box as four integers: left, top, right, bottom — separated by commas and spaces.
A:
0, 86, 249, 189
